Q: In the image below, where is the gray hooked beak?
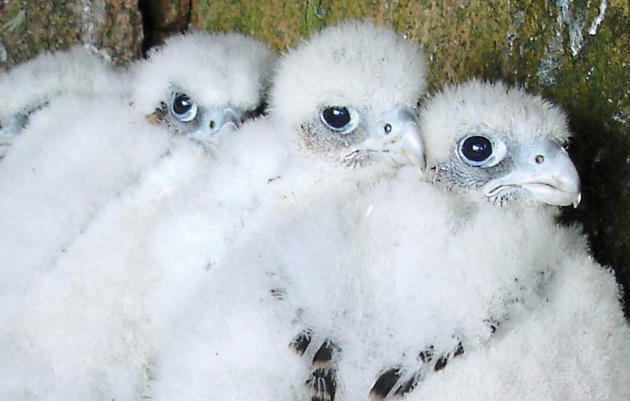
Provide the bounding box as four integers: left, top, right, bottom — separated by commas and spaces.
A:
190, 106, 245, 145
483, 141, 581, 207
352, 106, 425, 169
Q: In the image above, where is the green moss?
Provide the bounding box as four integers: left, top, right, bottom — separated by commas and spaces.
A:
0, 0, 141, 70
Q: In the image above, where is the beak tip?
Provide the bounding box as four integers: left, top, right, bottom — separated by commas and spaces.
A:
572, 192, 582, 208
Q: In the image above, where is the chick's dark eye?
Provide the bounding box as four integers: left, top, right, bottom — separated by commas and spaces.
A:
170, 92, 198, 122
321, 106, 352, 131
460, 136, 493, 163
173, 93, 193, 115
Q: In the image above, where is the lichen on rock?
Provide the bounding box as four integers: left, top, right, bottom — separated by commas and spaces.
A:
0, 0, 142, 70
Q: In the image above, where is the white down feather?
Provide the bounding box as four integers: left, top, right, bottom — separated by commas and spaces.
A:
0, 94, 176, 324
407, 251, 630, 401
147, 148, 406, 401
0, 112, 344, 400
151, 164, 629, 401
0, 46, 127, 157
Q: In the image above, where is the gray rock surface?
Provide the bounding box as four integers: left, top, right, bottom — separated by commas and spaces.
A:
0, 0, 143, 70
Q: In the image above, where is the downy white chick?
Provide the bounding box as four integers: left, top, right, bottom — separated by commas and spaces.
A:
143, 20, 427, 401
423, 79, 580, 208
131, 31, 275, 146
0, 32, 275, 401
391, 81, 630, 400
0, 45, 125, 158
278, 80, 626, 401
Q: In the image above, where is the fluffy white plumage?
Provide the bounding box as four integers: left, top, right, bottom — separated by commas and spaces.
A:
270, 22, 425, 129
407, 254, 630, 401
0, 46, 125, 157
0, 32, 276, 400
145, 21, 428, 401
288, 81, 627, 400
0, 46, 123, 123
0, 99, 295, 401
0, 95, 174, 321
154, 78, 628, 401
1, 21, 626, 401
132, 32, 274, 116
211, 171, 586, 400
422, 79, 580, 208
422, 79, 570, 164
395, 82, 630, 398
130, 32, 274, 145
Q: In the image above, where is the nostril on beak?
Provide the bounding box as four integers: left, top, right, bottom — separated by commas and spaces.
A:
209, 120, 216, 129
535, 155, 545, 164
384, 123, 392, 135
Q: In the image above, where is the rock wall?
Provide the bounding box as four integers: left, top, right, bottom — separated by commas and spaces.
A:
0, 0, 143, 69
138, 0, 191, 51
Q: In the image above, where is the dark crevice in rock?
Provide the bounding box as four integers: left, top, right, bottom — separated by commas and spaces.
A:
138, 0, 192, 55
137, 0, 153, 54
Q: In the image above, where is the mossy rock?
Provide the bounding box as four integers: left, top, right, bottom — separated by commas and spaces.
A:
193, 0, 630, 313
0, 0, 143, 69
138, 0, 191, 50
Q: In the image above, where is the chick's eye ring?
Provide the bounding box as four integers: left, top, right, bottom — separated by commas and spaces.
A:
170, 92, 198, 122
320, 106, 358, 134
458, 135, 506, 167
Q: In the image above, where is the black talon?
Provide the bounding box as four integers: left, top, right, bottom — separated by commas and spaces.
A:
434, 355, 449, 371
307, 367, 337, 401
290, 329, 312, 356
453, 342, 464, 358
370, 367, 402, 400
301, 338, 339, 401
312, 340, 336, 366
418, 345, 434, 363
393, 373, 419, 396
